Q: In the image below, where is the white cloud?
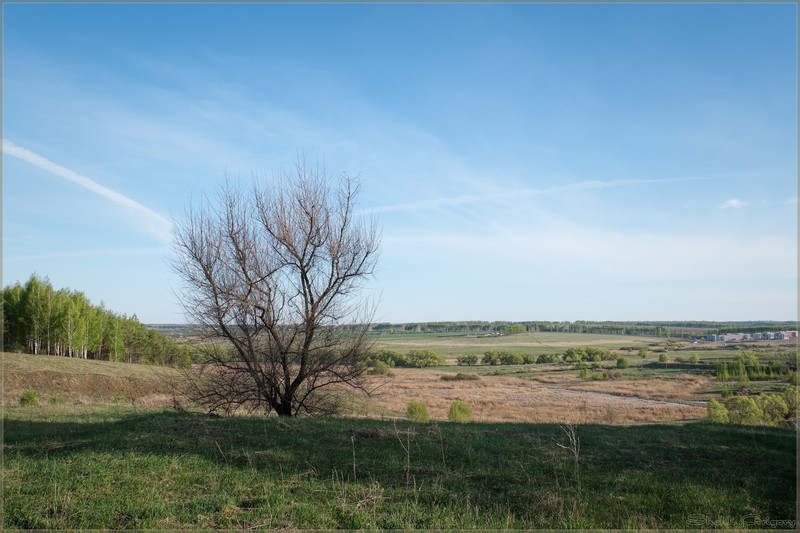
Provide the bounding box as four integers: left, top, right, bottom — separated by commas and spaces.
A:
720, 198, 747, 209
3, 140, 172, 243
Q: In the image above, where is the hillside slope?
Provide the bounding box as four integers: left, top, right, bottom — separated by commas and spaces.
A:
2, 352, 184, 407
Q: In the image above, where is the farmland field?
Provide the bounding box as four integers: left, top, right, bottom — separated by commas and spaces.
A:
369, 331, 657, 358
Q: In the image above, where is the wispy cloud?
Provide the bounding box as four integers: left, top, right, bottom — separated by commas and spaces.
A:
370, 174, 728, 215
3, 140, 171, 243
720, 198, 747, 209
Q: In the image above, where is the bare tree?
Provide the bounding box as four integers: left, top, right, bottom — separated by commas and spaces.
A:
172, 160, 380, 416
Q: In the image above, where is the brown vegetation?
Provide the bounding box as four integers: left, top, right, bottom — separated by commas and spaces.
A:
363, 368, 706, 424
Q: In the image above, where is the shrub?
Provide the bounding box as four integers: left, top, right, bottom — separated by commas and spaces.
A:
447, 400, 473, 423
48, 394, 66, 405
757, 394, 789, 425
369, 349, 404, 367
440, 373, 480, 382
638, 347, 648, 358
522, 353, 537, 364
456, 354, 479, 366
536, 353, 559, 364
616, 357, 629, 369
782, 385, 797, 419
707, 398, 729, 423
368, 360, 393, 376
498, 352, 524, 366
19, 388, 39, 407
563, 347, 587, 362
482, 351, 501, 366
689, 354, 700, 365
726, 396, 764, 425
658, 353, 670, 363
402, 349, 445, 368
406, 400, 430, 423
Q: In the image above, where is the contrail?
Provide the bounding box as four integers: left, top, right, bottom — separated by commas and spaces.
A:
3, 140, 171, 243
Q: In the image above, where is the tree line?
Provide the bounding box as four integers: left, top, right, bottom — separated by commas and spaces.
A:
3, 274, 192, 367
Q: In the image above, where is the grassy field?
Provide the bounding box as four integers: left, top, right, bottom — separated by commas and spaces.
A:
4, 404, 796, 530
370, 331, 657, 358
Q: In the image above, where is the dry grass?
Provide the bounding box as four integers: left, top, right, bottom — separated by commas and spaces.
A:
2, 352, 183, 407
3, 352, 707, 424
363, 368, 706, 424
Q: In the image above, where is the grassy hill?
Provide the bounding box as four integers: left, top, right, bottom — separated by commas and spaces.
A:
3, 352, 797, 529
2, 352, 183, 408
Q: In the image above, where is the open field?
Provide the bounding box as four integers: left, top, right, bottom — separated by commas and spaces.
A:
3, 352, 711, 424
361, 368, 707, 424
370, 331, 657, 358
4, 404, 796, 529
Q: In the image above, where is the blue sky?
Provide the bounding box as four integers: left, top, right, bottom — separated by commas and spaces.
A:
3, 2, 797, 324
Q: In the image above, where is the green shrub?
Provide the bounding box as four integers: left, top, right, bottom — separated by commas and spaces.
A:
638, 347, 648, 358
782, 385, 797, 419
440, 373, 480, 382
482, 351, 501, 365
726, 396, 764, 425
536, 353, 559, 364
689, 354, 700, 364
447, 400, 473, 423
498, 352, 524, 365
406, 400, 430, 423
616, 357, 629, 369
658, 352, 670, 363
456, 354, 479, 366
402, 349, 445, 368
707, 398, 729, 423
369, 349, 404, 367
368, 360, 393, 376
19, 388, 39, 406
522, 353, 537, 364
757, 394, 789, 425
48, 394, 66, 405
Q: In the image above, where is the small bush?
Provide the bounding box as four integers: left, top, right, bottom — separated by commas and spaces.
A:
707, 398, 729, 423
616, 357, 629, 369
402, 349, 445, 368
726, 396, 763, 425
658, 353, 670, 363
48, 394, 66, 405
368, 360, 393, 376
482, 351, 501, 366
689, 354, 700, 365
757, 394, 789, 425
536, 353, 559, 364
19, 388, 39, 407
447, 400, 473, 423
782, 385, 797, 419
406, 400, 430, 423
498, 352, 524, 365
440, 373, 480, 382
456, 354, 479, 366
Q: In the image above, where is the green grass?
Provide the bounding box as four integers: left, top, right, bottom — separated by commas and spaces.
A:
371, 331, 656, 357
4, 404, 796, 529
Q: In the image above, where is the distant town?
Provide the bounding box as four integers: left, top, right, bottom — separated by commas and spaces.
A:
706, 331, 798, 342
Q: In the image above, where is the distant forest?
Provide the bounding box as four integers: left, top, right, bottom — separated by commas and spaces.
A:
3, 274, 192, 367
368, 320, 798, 338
